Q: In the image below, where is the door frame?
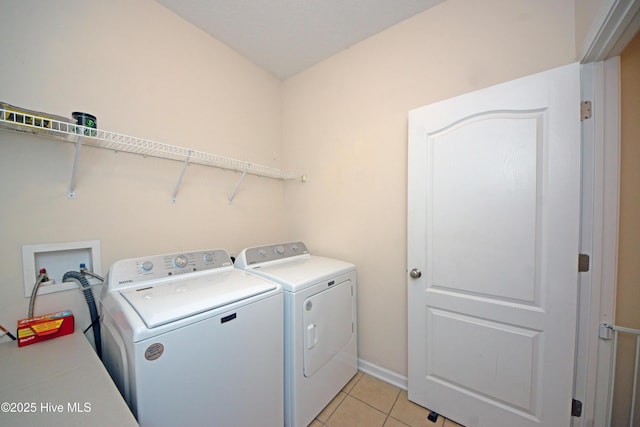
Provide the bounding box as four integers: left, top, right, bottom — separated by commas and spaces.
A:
575, 58, 620, 427
575, 1, 639, 425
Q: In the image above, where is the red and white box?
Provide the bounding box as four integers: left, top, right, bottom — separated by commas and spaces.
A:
17, 310, 74, 347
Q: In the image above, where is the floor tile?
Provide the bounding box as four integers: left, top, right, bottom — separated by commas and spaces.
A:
389, 390, 444, 427
342, 370, 363, 393
316, 391, 347, 423
350, 373, 401, 413
384, 417, 411, 427
310, 371, 465, 427
326, 395, 387, 427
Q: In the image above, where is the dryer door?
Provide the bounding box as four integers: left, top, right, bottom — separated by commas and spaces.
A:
303, 279, 355, 377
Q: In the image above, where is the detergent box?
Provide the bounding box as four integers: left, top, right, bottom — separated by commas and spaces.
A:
17, 310, 74, 347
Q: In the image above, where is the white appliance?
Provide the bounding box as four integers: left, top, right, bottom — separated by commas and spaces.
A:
235, 241, 357, 427
100, 249, 284, 427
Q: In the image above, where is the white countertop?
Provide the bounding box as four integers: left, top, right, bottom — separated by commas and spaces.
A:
0, 332, 138, 427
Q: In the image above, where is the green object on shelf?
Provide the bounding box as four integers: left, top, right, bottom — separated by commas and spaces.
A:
72, 111, 97, 136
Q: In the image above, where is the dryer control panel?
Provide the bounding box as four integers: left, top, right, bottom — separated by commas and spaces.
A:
240, 242, 309, 266
107, 249, 233, 288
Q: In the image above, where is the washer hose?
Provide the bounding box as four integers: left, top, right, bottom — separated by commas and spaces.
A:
63, 271, 101, 359
27, 269, 49, 318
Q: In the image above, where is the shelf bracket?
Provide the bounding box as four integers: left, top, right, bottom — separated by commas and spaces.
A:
68, 135, 83, 198
228, 166, 249, 203
171, 151, 191, 203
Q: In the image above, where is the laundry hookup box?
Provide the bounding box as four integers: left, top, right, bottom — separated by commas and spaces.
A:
17, 310, 74, 347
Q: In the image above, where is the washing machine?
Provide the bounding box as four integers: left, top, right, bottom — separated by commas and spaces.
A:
235, 241, 357, 427
100, 249, 284, 427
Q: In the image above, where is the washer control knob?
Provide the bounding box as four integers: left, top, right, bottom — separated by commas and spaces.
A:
202, 253, 214, 263
291, 244, 299, 251
275, 245, 285, 255
258, 249, 267, 257
140, 261, 153, 272
173, 255, 189, 268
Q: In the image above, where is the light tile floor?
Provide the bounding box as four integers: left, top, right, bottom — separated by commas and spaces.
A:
309, 371, 465, 427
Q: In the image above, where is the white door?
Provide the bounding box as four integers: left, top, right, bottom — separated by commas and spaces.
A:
407, 63, 581, 427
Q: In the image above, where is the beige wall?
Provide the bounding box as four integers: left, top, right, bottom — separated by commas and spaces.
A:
574, 0, 610, 58
613, 29, 640, 427
282, 0, 576, 374
0, 0, 286, 331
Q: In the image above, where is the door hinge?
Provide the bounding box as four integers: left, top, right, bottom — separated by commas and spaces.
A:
578, 253, 590, 272
572, 399, 583, 417
581, 101, 592, 121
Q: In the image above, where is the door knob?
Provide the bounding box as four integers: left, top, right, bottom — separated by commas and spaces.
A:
409, 268, 422, 279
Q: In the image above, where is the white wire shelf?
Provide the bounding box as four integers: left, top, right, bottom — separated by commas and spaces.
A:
0, 107, 306, 202
0, 108, 304, 180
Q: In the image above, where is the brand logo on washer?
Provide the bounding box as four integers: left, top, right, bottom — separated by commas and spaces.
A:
145, 343, 164, 361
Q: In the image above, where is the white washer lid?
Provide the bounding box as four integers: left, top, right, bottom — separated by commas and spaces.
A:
119, 270, 277, 328
249, 256, 354, 292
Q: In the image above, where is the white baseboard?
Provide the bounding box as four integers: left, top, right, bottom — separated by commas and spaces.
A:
357, 358, 408, 390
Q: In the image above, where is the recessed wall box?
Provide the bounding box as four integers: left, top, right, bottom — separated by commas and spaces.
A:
22, 240, 102, 297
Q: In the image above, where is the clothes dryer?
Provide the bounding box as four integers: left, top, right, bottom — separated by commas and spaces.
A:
236, 242, 357, 427
100, 249, 283, 427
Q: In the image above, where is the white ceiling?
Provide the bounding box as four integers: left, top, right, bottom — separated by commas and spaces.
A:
155, 0, 444, 79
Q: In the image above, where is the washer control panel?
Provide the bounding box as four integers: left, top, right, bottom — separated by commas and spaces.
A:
242, 241, 309, 266
108, 249, 233, 288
